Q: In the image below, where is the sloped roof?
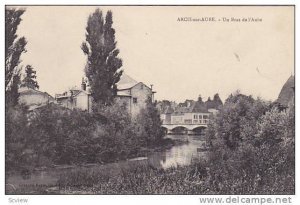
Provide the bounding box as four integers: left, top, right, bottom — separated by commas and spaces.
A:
189, 101, 209, 113
117, 73, 139, 90
71, 90, 82, 97
19, 87, 54, 100
277, 75, 295, 107
174, 106, 190, 114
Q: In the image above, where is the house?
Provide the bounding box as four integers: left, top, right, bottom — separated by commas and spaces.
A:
162, 101, 211, 125
19, 87, 55, 110
161, 94, 223, 125
55, 82, 92, 112
160, 106, 174, 124
115, 73, 155, 116
172, 101, 211, 125
55, 74, 155, 116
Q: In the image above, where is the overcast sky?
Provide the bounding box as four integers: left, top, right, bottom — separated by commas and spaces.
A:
14, 6, 294, 102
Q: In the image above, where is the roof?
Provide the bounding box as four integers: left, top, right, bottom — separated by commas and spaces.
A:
173, 101, 209, 114
174, 107, 190, 114
117, 90, 131, 97
56, 89, 90, 99
19, 87, 54, 100
117, 73, 139, 90
189, 101, 209, 113
277, 75, 295, 107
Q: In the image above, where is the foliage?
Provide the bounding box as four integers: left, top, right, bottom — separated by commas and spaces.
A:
82, 9, 123, 105
6, 101, 165, 171
203, 91, 294, 194
5, 8, 27, 107
21, 65, 39, 89
5, 105, 32, 172
213, 93, 223, 108
136, 97, 165, 145
210, 92, 270, 150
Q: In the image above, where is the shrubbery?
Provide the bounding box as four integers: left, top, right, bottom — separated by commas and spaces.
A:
204, 92, 295, 194
6, 99, 165, 172
53, 92, 294, 195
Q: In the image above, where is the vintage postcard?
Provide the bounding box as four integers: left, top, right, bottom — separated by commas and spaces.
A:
5, 5, 294, 199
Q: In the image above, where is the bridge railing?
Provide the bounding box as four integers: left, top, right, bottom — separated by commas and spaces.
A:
162, 119, 209, 125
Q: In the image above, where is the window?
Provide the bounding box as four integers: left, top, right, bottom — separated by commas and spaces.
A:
133, 97, 138, 103
199, 115, 203, 119
194, 115, 198, 119
203, 115, 208, 119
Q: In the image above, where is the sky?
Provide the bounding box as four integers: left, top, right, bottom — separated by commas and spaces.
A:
13, 6, 294, 102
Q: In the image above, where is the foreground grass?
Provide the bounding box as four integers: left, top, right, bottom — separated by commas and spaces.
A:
9, 157, 292, 195
57, 163, 209, 194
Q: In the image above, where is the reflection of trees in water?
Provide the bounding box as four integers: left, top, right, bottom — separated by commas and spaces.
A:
158, 135, 206, 168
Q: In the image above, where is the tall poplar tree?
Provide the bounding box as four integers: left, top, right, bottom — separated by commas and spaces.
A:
81, 9, 123, 106
5, 8, 27, 106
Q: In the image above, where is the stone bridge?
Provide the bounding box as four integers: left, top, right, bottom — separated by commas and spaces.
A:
161, 124, 208, 135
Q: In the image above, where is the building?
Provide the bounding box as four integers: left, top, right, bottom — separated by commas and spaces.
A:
160, 106, 174, 124
161, 95, 222, 125
55, 82, 92, 112
19, 87, 55, 110
169, 101, 211, 125
55, 74, 155, 116
161, 96, 223, 134
115, 74, 155, 116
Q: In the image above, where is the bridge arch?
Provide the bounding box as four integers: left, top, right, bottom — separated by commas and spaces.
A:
170, 125, 188, 134
171, 125, 189, 131
191, 126, 207, 135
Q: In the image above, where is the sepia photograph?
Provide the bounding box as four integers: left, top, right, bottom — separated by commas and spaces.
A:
4, 5, 295, 196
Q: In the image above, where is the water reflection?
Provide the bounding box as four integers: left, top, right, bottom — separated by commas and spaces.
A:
151, 134, 207, 169
6, 134, 207, 189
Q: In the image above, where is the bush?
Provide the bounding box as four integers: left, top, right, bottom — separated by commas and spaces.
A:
5, 104, 32, 172
203, 92, 295, 194
6, 100, 166, 171
136, 98, 165, 146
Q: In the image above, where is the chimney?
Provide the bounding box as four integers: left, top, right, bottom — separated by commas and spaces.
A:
81, 77, 86, 91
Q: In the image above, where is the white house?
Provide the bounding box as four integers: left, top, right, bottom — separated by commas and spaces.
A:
55, 73, 155, 116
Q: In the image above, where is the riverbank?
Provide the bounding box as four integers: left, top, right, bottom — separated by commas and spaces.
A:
8, 161, 209, 195
9, 151, 293, 195
6, 136, 191, 194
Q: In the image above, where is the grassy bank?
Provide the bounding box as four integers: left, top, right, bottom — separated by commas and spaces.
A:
8, 152, 294, 195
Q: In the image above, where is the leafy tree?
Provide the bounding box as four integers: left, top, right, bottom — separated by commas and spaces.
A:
213, 93, 223, 108
197, 95, 204, 104
21, 65, 39, 89
5, 104, 30, 172
209, 92, 269, 150
137, 97, 165, 145
81, 9, 123, 106
204, 92, 294, 194
5, 8, 27, 106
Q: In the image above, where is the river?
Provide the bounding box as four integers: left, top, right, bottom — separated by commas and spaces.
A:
6, 134, 207, 191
